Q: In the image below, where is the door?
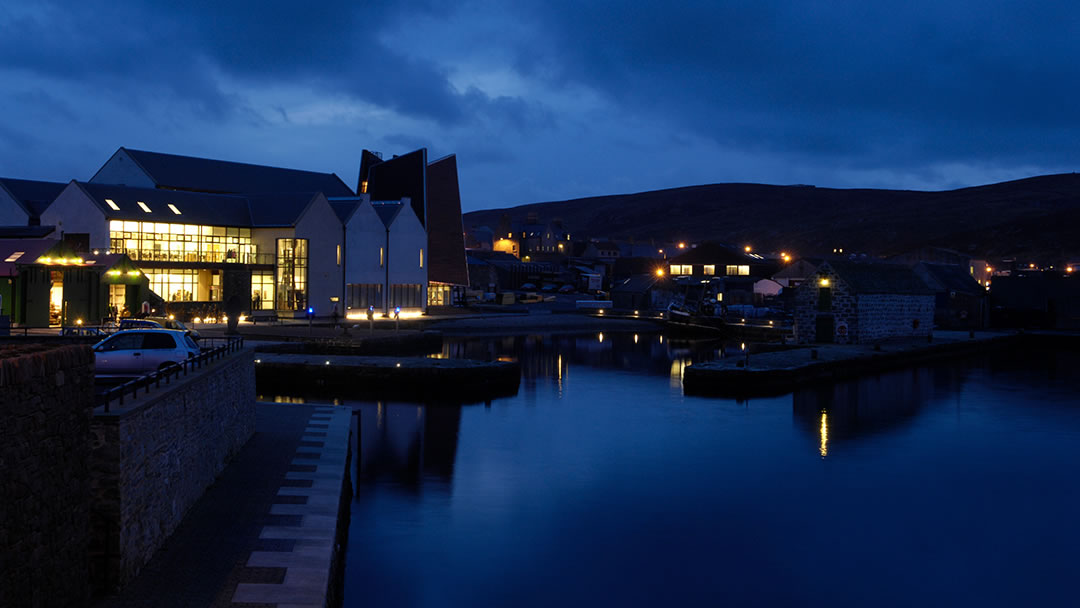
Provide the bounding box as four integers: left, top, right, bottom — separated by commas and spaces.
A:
816, 314, 834, 343
96, 332, 146, 375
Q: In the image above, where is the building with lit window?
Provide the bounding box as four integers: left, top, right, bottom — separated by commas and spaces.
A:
40, 182, 343, 318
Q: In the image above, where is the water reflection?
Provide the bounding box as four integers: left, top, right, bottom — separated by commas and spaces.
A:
353, 401, 463, 491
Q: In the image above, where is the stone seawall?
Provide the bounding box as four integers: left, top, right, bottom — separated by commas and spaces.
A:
90, 350, 256, 594
0, 345, 95, 608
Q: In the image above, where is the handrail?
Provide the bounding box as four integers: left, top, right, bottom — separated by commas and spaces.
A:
97, 336, 245, 413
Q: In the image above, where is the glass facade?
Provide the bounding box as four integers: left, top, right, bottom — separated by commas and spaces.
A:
109, 220, 259, 264
276, 239, 308, 310
145, 269, 222, 302
251, 270, 275, 310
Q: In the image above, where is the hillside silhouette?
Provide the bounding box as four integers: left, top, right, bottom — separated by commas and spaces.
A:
464, 174, 1080, 259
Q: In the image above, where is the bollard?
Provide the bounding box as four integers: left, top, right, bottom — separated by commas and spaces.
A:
367, 306, 375, 336
394, 306, 400, 332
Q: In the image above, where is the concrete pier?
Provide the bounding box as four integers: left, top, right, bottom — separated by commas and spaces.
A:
683, 331, 1021, 397
255, 353, 521, 402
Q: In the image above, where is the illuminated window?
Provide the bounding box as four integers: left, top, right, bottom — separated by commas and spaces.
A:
105, 198, 120, 211
379, 247, 384, 267
360, 180, 368, 193
167, 204, 181, 215
276, 239, 308, 310
4, 251, 24, 262
716, 293, 724, 302
137, 201, 151, 213
739, 265, 749, 275
670, 264, 679, 275
726, 265, 750, 276
108, 221, 255, 264
336, 244, 342, 266
703, 265, 715, 275
419, 248, 424, 269
251, 270, 274, 310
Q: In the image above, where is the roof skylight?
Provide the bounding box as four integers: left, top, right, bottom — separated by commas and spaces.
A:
167, 203, 181, 215
4, 251, 25, 262
137, 201, 152, 213
105, 198, 120, 211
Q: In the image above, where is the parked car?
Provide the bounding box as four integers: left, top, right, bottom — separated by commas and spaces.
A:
92, 329, 200, 377
119, 317, 200, 341
59, 327, 108, 337
558, 284, 575, 294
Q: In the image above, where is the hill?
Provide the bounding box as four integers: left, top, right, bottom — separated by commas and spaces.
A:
463, 174, 1080, 259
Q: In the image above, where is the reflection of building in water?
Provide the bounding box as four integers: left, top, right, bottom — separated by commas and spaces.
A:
793, 367, 939, 456
355, 402, 462, 490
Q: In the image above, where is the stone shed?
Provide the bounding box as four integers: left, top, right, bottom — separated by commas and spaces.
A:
794, 260, 935, 344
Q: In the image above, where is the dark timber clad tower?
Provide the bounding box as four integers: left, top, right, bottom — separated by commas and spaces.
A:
359, 148, 470, 296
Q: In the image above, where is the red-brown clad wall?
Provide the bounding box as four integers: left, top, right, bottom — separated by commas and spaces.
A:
426, 155, 470, 286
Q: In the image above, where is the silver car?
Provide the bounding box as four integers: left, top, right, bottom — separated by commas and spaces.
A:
93, 329, 200, 377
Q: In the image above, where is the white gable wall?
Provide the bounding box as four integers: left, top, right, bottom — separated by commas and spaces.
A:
90, 149, 157, 188
389, 203, 428, 309
344, 200, 386, 288
0, 186, 30, 225
39, 183, 109, 250
294, 194, 344, 314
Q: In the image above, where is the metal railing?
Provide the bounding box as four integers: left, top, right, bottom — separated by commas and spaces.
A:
97, 336, 245, 412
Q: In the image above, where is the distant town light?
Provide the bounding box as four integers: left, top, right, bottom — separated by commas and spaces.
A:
819, 277, 830, 287
1030, 263, 1036, 269
1068, 267, 1074, 273
75, 319, 83, 325
678, 242, 686, 249
168, 314, 175, 320
655, 268, 665, 277
744, 245, 752, 253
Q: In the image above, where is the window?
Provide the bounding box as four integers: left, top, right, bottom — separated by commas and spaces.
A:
101, 333, 144, 351
346, 284, 382, 309
703, 265, 715, 276
379, 247, 384, 267
336, 244, 342, 266
167, 204, 182, 215
251, 270, 275, 310
276, 238, 308, 310
726, 265, 750, 276
108, 220, 256, 264
389, 284, 423, 308
143, 333, 177, 349
137, 201, 152, 213
105, 198, 120, 211
419, 248, 424, 269
670, 264, 692, 276
4, 252, 24, 263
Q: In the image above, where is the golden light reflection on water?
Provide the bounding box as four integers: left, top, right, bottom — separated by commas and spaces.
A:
670, 358, 689, 388
819, 410, 829, 458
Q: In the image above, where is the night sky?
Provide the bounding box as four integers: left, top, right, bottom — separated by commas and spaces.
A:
3, 1, 1079, 212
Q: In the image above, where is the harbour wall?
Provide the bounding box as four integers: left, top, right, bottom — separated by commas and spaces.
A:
89, 350, 256, 594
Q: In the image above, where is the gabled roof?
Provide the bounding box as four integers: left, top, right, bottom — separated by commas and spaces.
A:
116, 148, 354, 197
371, 201, 403, 230
327, 198, 362, 224
75, 182, 319, 228
245, 192, 320, 227
76, 182, 253, 226
670, 242, 755, 265
914, 262, 985, 296
820, 260, 935, 295
0, 177, 66, 218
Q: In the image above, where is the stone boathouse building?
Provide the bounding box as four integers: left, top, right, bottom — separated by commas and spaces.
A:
794, 260, 935, 344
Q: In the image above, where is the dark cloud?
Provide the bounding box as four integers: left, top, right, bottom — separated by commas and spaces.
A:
2, 1, 1079, 210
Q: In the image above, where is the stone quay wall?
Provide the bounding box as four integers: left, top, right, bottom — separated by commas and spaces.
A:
90, 350, 255, 594
0, 345, 95, 608
855, 294, 934, 343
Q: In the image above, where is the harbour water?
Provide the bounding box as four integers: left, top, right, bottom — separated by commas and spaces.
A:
290, 332, 1079, 607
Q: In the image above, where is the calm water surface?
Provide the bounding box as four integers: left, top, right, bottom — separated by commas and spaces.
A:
304, 333, 1078, 607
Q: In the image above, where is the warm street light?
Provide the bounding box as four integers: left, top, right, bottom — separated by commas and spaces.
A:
744, 245, 752, 253
655, 268, 665, 277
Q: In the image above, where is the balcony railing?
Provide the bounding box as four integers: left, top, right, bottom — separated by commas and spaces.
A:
120, 250, 276, 265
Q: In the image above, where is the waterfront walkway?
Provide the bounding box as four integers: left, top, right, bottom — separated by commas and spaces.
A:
94, 402, 352, 608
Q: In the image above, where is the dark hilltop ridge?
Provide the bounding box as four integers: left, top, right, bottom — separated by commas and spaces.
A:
464, 173, 1080, 259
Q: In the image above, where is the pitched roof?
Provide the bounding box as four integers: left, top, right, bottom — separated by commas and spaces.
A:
245, 192, 320, 227
0, 177, 66, 218
76, 182, 318, 228
77, 182, 253, 226
118, 148, 354, 197
670, 242, 753, 265
821, 260, 935, 295
0, 238, 59, 276
327, 198, 362, 223
371, 201, 403, 230
914, 262, 985, 295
